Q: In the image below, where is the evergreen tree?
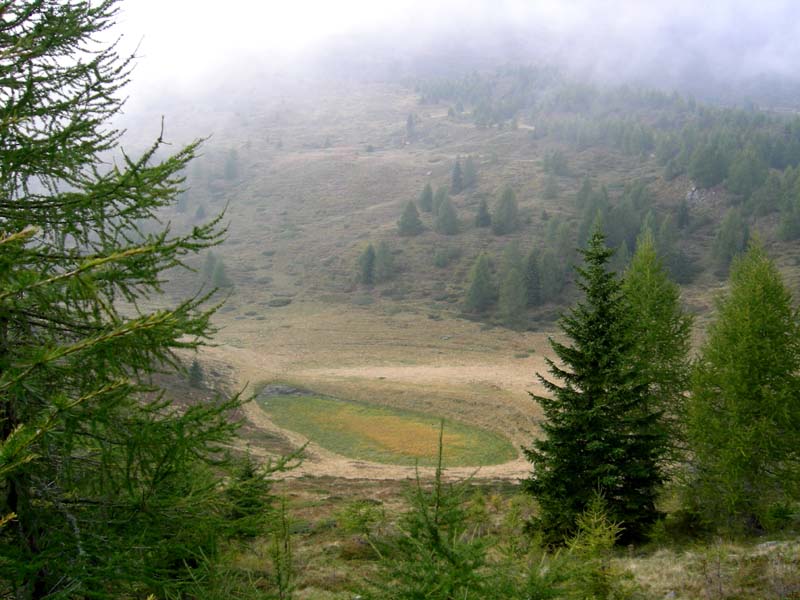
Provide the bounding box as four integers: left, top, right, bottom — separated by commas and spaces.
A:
433, 185, 449, 214
451, 158, 464, 194
464, 254, 495, 313
212, 258, 233, 288
358, 244, 376, 284
435, 197, 459, 235
524, 229, 668, 544
224, 148, 239, 181
419, 183, 434, 213
543, 174, 559, 199
712, 207, 749, 274
376, 425, 489, 600
689, 138, 729, 189
538, 249, 564, 303
576, 177, 593, 210
398, 201, 424, 236
687, 243, 800, 532
498, 243, 527, 329
188, 359, 204, 388
492, 186, 520, 235
406, 113, 416, 141
463, 156, 478, 189
726, 146, 767, 201
524, 248, 542, 307
0, 3, 245, 595
623, 229, 692, 461
475, 198, 492, 228
374, 241, 396, 283
203, 250, 218, 280
676, 198, 690, 229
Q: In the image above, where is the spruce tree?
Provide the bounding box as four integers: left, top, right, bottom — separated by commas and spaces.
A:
623, 229, 692, 461
492, 186, 520, 235
463, 254, 495, 313
687, 242, 800, 531
524, 229, 668, 544
524, 248, 542, 307
0, 2, 245, 595
398, 201, 424, 236
188, 359, 204, 388
435, 197, 459, 235
358, 244, 376, 284
419, 183, 434, 213
475, 198, 492, 228
451, 158, 464, 194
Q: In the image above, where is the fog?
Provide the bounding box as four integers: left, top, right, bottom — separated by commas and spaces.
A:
115, 0, 800, 108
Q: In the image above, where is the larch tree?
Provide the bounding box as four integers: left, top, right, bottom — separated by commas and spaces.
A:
524, 229, 668, 545
498, 243, 527, 329
419, 183, 434, 213
623, 228, 692, 462
492, 186, 520, 235
0, 1, 258, 597
687, 242, 800, 532
524, 248, 542, 307
463, 254, 495, 313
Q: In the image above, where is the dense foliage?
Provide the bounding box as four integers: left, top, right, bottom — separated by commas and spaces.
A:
525, 230, 670, 544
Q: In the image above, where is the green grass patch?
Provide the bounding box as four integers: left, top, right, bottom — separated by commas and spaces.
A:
257, 393, 517, 467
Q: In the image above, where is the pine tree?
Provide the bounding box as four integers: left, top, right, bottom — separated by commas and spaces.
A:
464, 254, 495, 313
451, 158, 464, 194
0, 2, 244, 595
498, 243, 527, 329
435, 197, 459, 235
419, 183, 434, 213
358, 244, 376, 284
374, 240, 395, 283
475, 198, 492, 228
623, 229, 692, 461
524, 249, 542, 307
524, 229, 668, 544
492, 186, 520, 235
398, 201, 424, 236
687, 242, 800, 531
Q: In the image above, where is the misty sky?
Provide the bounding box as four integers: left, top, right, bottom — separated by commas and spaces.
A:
116, 0, 800, 97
